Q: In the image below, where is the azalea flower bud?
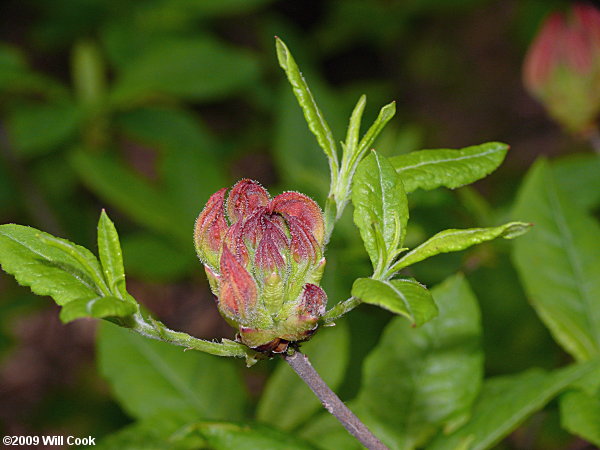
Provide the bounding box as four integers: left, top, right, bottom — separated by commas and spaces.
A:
194, 179, 327, 352
523, 3, 600, 134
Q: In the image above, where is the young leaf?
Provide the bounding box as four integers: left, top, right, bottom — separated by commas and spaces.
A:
98, 210, 128, 299
356, 101, 396, 158
390, 221, 531, 274
428, 361, 600, 450
351, 274, 483, 449
351, 278, 437, 326
256, 322, 349, 431
97, 321, 248, 421
275, 37, 338, 166
560, 390, 600, 446
0, 224, 104, 305
390, 142, 508, 193
352, 151, 408, 274
59, 295, 136, 323
344, 95, 366, 157
512, 159, 600, 361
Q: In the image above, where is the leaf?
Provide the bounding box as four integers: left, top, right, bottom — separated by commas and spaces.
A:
560, 389, 600, 446
391, 222, 531, 273
354, 274, 483, 449
95, 416, 187, 450
552, 153, 600, 210
59, 295, 136, 323
356, 101, 396, 157
111, 37, 260, 105
97, 321, 247, 421
0, 224, 105, 305
390, 142, 508, 193
71, 151, 189, 245
428, 361, 600, 450
97, 210, 128, 299
7, 101, 80, 157
512, 159, 600, 361
276, 38, 338, 165
352, 151, 408, 273
177, 422, 316, 450
351, 278, 437, 326
256, 322, 350, 431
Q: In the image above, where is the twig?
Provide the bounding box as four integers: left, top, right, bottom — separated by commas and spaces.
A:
282, 350, 388, 450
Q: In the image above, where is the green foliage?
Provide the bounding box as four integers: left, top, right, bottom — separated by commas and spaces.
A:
430, 361, 600, 450
351, 278, 437, 326
390, 142, 508, 193
560, 390, 600, 446
512, 159, 600, 361
97, 321, 248, 422
352, 151, 408, 275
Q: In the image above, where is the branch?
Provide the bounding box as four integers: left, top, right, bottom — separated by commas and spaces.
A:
282, 350, 388, 450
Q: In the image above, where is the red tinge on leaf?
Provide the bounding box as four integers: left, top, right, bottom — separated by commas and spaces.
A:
194, 188, 228, 268
227, 179, 270, 224
297, 284, 327, 320
218, 245, 258, 323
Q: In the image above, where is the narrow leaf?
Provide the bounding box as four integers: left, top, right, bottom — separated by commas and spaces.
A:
352, 274, 483, 449
351, 278, 437, 326
0, 224, 103, 305
257, 322, 349, 430
560, 389, 600, 446
512, 159, 600, 361
356, 101, 396, 157
276, 38, 337, 164
429, 361, 600, 450
97, 321, 247, 421
98, 210, 128, 299
60, 295, 136, 323
344, 94, 366, 156
391, 222, 531, 274
352, 151, 408, 273
390, 142, 508, 193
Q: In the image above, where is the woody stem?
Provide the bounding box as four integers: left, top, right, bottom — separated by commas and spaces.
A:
282, 350, 388, 450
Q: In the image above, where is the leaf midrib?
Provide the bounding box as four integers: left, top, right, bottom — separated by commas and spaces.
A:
396, 145, 503, 173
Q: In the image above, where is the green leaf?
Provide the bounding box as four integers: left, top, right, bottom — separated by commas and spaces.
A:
552, 153, 600, 211
354, 274, 483, 449
111, 37, 260, 105
59, 295, 136, 323
95, 416, 187, 450
71, 151, 189, 245
0, 224, 105, 305
97, 321, 247, 421
390, 221, 531, 273
352, 151, 408, 274
390, 142, 508, 193
256, 322, 349, 431
97, 210, 128, 299
276, 38, 338, 166
356, 101, 396, 157
7, 101, 80, 157
429, 361, 600, 450
178, 422, 316, 450
344, 95, 366, 158
512, 159, 600, 361
351, 278, 437, 326
560, 389, 600, 446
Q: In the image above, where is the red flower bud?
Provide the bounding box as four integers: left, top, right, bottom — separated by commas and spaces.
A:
194, 179, 327, 351
523, 3, 600, 134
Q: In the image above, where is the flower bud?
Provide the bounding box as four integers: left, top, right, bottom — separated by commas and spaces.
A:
523, 3, 600, 134
194, 179, 327, 351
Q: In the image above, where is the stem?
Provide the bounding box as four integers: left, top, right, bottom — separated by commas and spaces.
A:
321, 296, 362, 324
283, 351, 388, 450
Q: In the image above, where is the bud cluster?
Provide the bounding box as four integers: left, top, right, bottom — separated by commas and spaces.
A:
194, 179, 327, 352
523, 3, 600, 134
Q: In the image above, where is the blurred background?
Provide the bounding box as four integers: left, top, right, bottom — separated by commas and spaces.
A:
0, 0, 598, 448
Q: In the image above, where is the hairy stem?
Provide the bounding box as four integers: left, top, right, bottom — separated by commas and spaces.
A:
283, 351, 388, 450
321, 296, 362, 324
